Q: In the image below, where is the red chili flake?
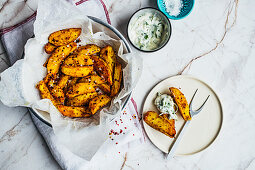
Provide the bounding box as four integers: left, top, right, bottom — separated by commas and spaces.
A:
130, 119, 132, 120
116, 142, 118, 144
118, 152, 120, 154
124, 127, 127, 129
120, 119, 122, 121
120, 129, 123, 133
121, 122, 123, 124
133, 134, 135, 136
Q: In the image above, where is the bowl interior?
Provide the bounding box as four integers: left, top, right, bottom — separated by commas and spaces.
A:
157, 0, 194, 20
128, 8, 171, 52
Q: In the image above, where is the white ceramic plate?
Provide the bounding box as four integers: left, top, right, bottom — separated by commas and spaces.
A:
143, 75, 223, 155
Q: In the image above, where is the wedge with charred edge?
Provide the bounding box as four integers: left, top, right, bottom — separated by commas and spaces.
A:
47, 42, 77, 77
169, 87, 191, 121
51, 86, 65, 104
57, 75, 70, 89
48, 28, 81, 46
73, 44, 100, 55
97, 83, 111, 94
44, 43, 57, 54
91, 56, 113, 85
61, 65, 93, 77
64, 77, 79, 93
46, 74, 59, 88
36, 80, 58, 105
110, 62, 122, 97
63, 54, 93, 66
143, 111, 176, 138
79, 74, 105, 84
66, 83, 96, 98
100, 45, 116, 72
66, 92, 98, 106
89, 94, 111, 115
57, 105, 91, 118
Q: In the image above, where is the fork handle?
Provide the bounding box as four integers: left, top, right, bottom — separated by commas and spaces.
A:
166, 120, 190, 160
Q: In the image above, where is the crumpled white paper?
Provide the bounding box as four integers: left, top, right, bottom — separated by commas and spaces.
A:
0, 0, 142, 160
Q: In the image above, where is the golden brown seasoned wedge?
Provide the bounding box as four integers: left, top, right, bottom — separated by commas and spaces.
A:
66, 83, 96, 98
143, 111, 176, 138
91, 56, 113, 85
79, 74, 105, 84
48, 28, 81, 46
63, 54, 93, 66
88, 94, 111, 115
57, 75, 70, 89
47, 42, 77, 77
169, 87, 191, 121
73, 44, 100, 55
36, 80, 58, 105
44, 43, 57, 54
57, 105, 91, 118
110, 62, 122, 97
51, 86, 65, 104
61, 65, 93, 77
100, 46, 116, 72
67, 92, 98, 106
97, 83, 111, 94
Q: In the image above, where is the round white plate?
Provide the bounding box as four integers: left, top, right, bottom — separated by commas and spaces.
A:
143, 75, 223, 155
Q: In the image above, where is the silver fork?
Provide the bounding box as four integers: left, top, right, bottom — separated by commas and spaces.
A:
166, 89, 210, 160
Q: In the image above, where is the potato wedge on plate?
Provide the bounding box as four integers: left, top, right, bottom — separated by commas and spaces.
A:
100, 45, 116, 72
57, 105, 91, 118
47, 42, 77, 77
67, 92, 98, 106
44, 43, 57, 54
61, 65, 93, 77
97, 83, 111, 94
144, 111, 176, 138
79, 74, 105, 85
169, 87, 191, 121
89, 94, 111, 115
91, 56, 113, 85
74, 44, 100, 55
66, 83, 96, 98
63, 54, 93, 66
36, 80, 59, 105
51, 86, 65, 104
110, 62, 122, 97
48, 28, 81, 46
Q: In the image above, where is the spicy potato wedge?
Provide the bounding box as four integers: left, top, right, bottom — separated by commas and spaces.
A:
143, 111, 176, 138
47, 42, 77, 76
63, 54, 93, 66
97, 83, 111, 94
57, 105, 91, 118
73, 44, 100, 55
100, 45, 116, 72
66, 83, 96, 98
79, 74, 105, 84
36, 80, 58, 105
57, 75, 70, 89
89, 94, 111, 115
110, 62, 122, 97
48, 28, 81, 46
51, 86, 65, 104
169, 87, 191, 121
61, 65, 93, 77
91, 56, 113, 85
44, 43, 57, 54
66, 92, 98, 106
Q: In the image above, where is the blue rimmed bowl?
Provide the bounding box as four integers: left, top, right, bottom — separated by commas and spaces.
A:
157, 0, 194, 20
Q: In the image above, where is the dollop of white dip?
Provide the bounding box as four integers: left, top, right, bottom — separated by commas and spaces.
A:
154, 92, 178, 120
129, 12, 167, 50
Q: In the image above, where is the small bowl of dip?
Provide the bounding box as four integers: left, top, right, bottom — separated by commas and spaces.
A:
127, 7, 171, 52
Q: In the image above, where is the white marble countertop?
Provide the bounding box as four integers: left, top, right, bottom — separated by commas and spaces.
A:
1, 0, 255, 169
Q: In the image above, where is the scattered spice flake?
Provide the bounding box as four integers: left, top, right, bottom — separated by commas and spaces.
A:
124, 127, 127, 129
116, 142, 118, 144
118, 152, 120, 154
133, 134, 135, 136
120, 129, 123, 133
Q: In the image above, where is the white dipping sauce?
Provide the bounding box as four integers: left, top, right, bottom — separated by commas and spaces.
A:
129, 12, 168, 51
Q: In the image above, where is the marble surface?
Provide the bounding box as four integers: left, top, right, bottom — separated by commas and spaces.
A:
1, 0, 255, 169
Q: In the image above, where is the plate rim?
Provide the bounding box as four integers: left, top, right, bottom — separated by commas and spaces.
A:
142, 74, 223, 156
28, 16, 132, 127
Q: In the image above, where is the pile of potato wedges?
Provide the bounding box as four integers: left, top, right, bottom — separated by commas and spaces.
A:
36, 28, 123, 118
